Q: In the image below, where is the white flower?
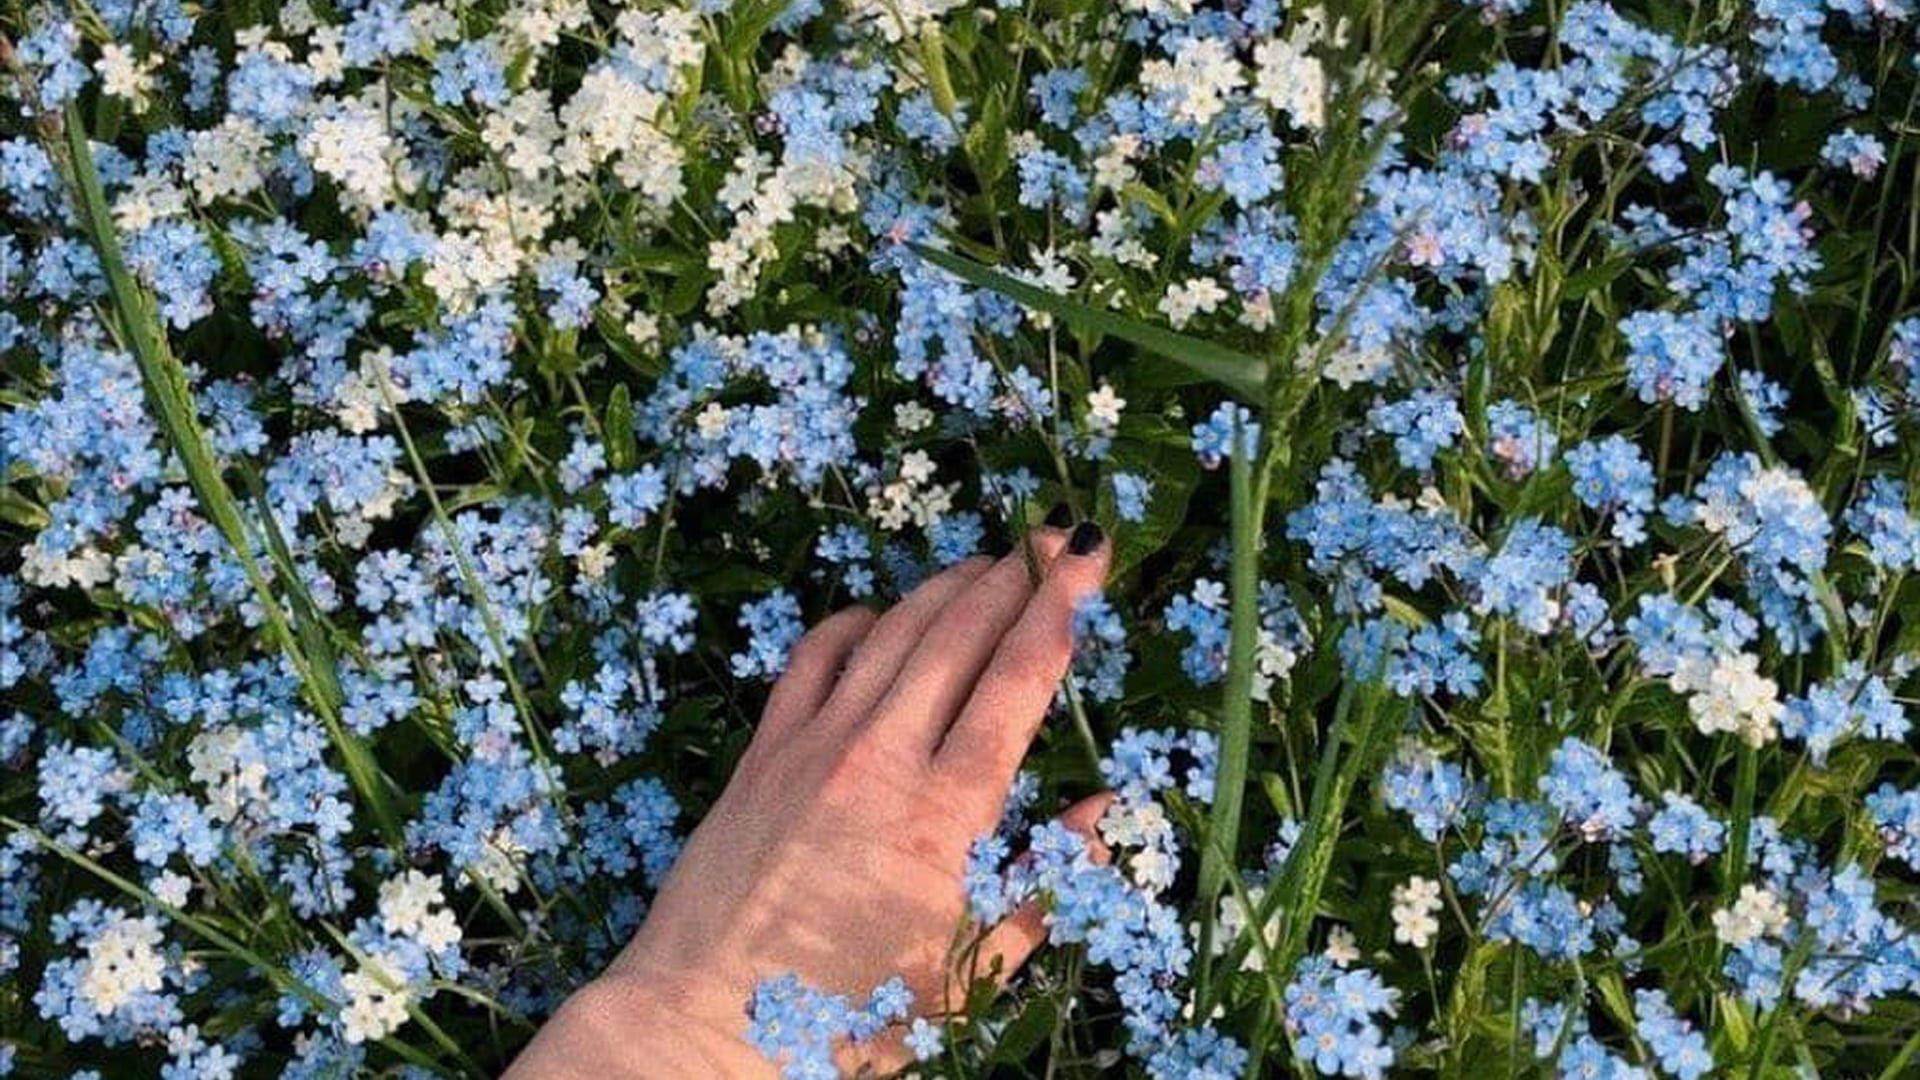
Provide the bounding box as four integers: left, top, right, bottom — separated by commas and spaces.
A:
1712, 884, 1789, 947
1391, 876, 1444, 948
112, 173, 188, 232
624, 311, 662, 351
487, 91, 565, 178
463, 826, 531, 893
1674, 651, 1781, 747
1141, 37, 1243, 127
894, 401, 935, 434
1087, 384, 1127, 431
1206, 886, 1282, 971
306, 26, 347, 82
1319, 342, 1392, 389
1251, 627, 1303, 702
1129, 846, 1177, 893
185, 118, 271, 204
868, 451, 957, 531
78, 914, 168, 1015
1092, 134, 1143, 192
97, 43, 160, 113
506, 0, 591, 51
1029, 248, 1077, 295
152, 871, 193, 909
410, 3, 462, 44
1323, 925, 1360, 966
899, 450, 937, 485
841, 0, 967, 41
280, 0, 321, 35
695, 402, 732, 441
302, 101, 412, 210
577, 542, 614, 582
188, 727, 270, 822
1090, 208, 1157, 270
20, 544, 114, 589
1159, 277, 1228, 330
340, 953, 413, 1044
1251, 31, 1327, 131
378, 871, 445, 936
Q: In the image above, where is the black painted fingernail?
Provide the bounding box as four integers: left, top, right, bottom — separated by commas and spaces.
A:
1068, 520, 1103, 555
1044, 501, 1073, 528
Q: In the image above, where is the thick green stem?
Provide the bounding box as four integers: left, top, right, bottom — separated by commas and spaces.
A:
1193, 413, 1266, 1014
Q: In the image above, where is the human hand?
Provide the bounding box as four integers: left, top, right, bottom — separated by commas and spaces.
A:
507, 515, 1113, 1077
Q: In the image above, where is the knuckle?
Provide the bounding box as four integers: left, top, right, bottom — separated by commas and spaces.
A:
934, 736, 1002, 786
823, 729, 914, 793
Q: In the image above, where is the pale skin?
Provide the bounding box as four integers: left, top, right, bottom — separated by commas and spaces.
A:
506, 517, 1113, 1078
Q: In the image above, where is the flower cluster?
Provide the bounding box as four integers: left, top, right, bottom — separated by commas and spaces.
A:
3, 0, 1920, 1076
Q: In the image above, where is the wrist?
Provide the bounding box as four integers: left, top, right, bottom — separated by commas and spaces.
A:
507, 971, 770, 1080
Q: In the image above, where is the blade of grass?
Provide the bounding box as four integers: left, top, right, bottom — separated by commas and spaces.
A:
909, 243, 1267, 400
1274, 674, 1402, 978
1192, 413, 1266, 1016
56, 104, 404, 847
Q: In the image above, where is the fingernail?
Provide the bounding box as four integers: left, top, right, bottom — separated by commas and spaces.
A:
1044, 501, 1073, 528
1067, 521, 1103, 555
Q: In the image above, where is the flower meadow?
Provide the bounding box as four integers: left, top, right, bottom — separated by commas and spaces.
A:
4, 0, 1920, 1076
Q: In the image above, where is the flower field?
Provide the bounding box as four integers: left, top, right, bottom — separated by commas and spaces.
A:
4, 0, 1920, 1076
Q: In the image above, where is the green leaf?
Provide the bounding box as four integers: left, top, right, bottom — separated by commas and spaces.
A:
1563, 255, 1633, 299
911, 243, 1267, 400
605, 384, 637, 471
987, 996, 1058, 1064
1099, 420, 1200, 576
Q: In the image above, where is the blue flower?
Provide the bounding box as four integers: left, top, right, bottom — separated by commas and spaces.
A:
1486, 399, 1558, 478
15, 18, 90, 113
1822, 128, 1887, 179
1383, 747, 1476, 841
730, 591, 805, 681
1647, 793, 1724, 864
1070, 592, 1132, 703
1111, 472, 1154, 523
1620, 309, 1725, 410
904, 1017, 944, 1061
1844, 477, 1920, 572
1539, 737, 1642, 842
1389, 611, 1484, 698
1165, 580, 1230, 684
1191, 403, 1261, 469
1567, 435, 1655, 546
1147, 1026, 1248, 1080
1201, 131, 1284, 206
606, 467, 668, 530
1634, 989, 1713, 1080
1780, 664, 1907, 765
1283, 955, 1399, 1079
744, 973, 913, 1079
1369, 389, 1465, 472
1472, 519, 1574, 633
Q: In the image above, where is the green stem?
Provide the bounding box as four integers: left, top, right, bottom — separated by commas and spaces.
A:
1875, 1027, 1920, 1080
1193, 415, 1266, 1014
1720, 742, 1759, 914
